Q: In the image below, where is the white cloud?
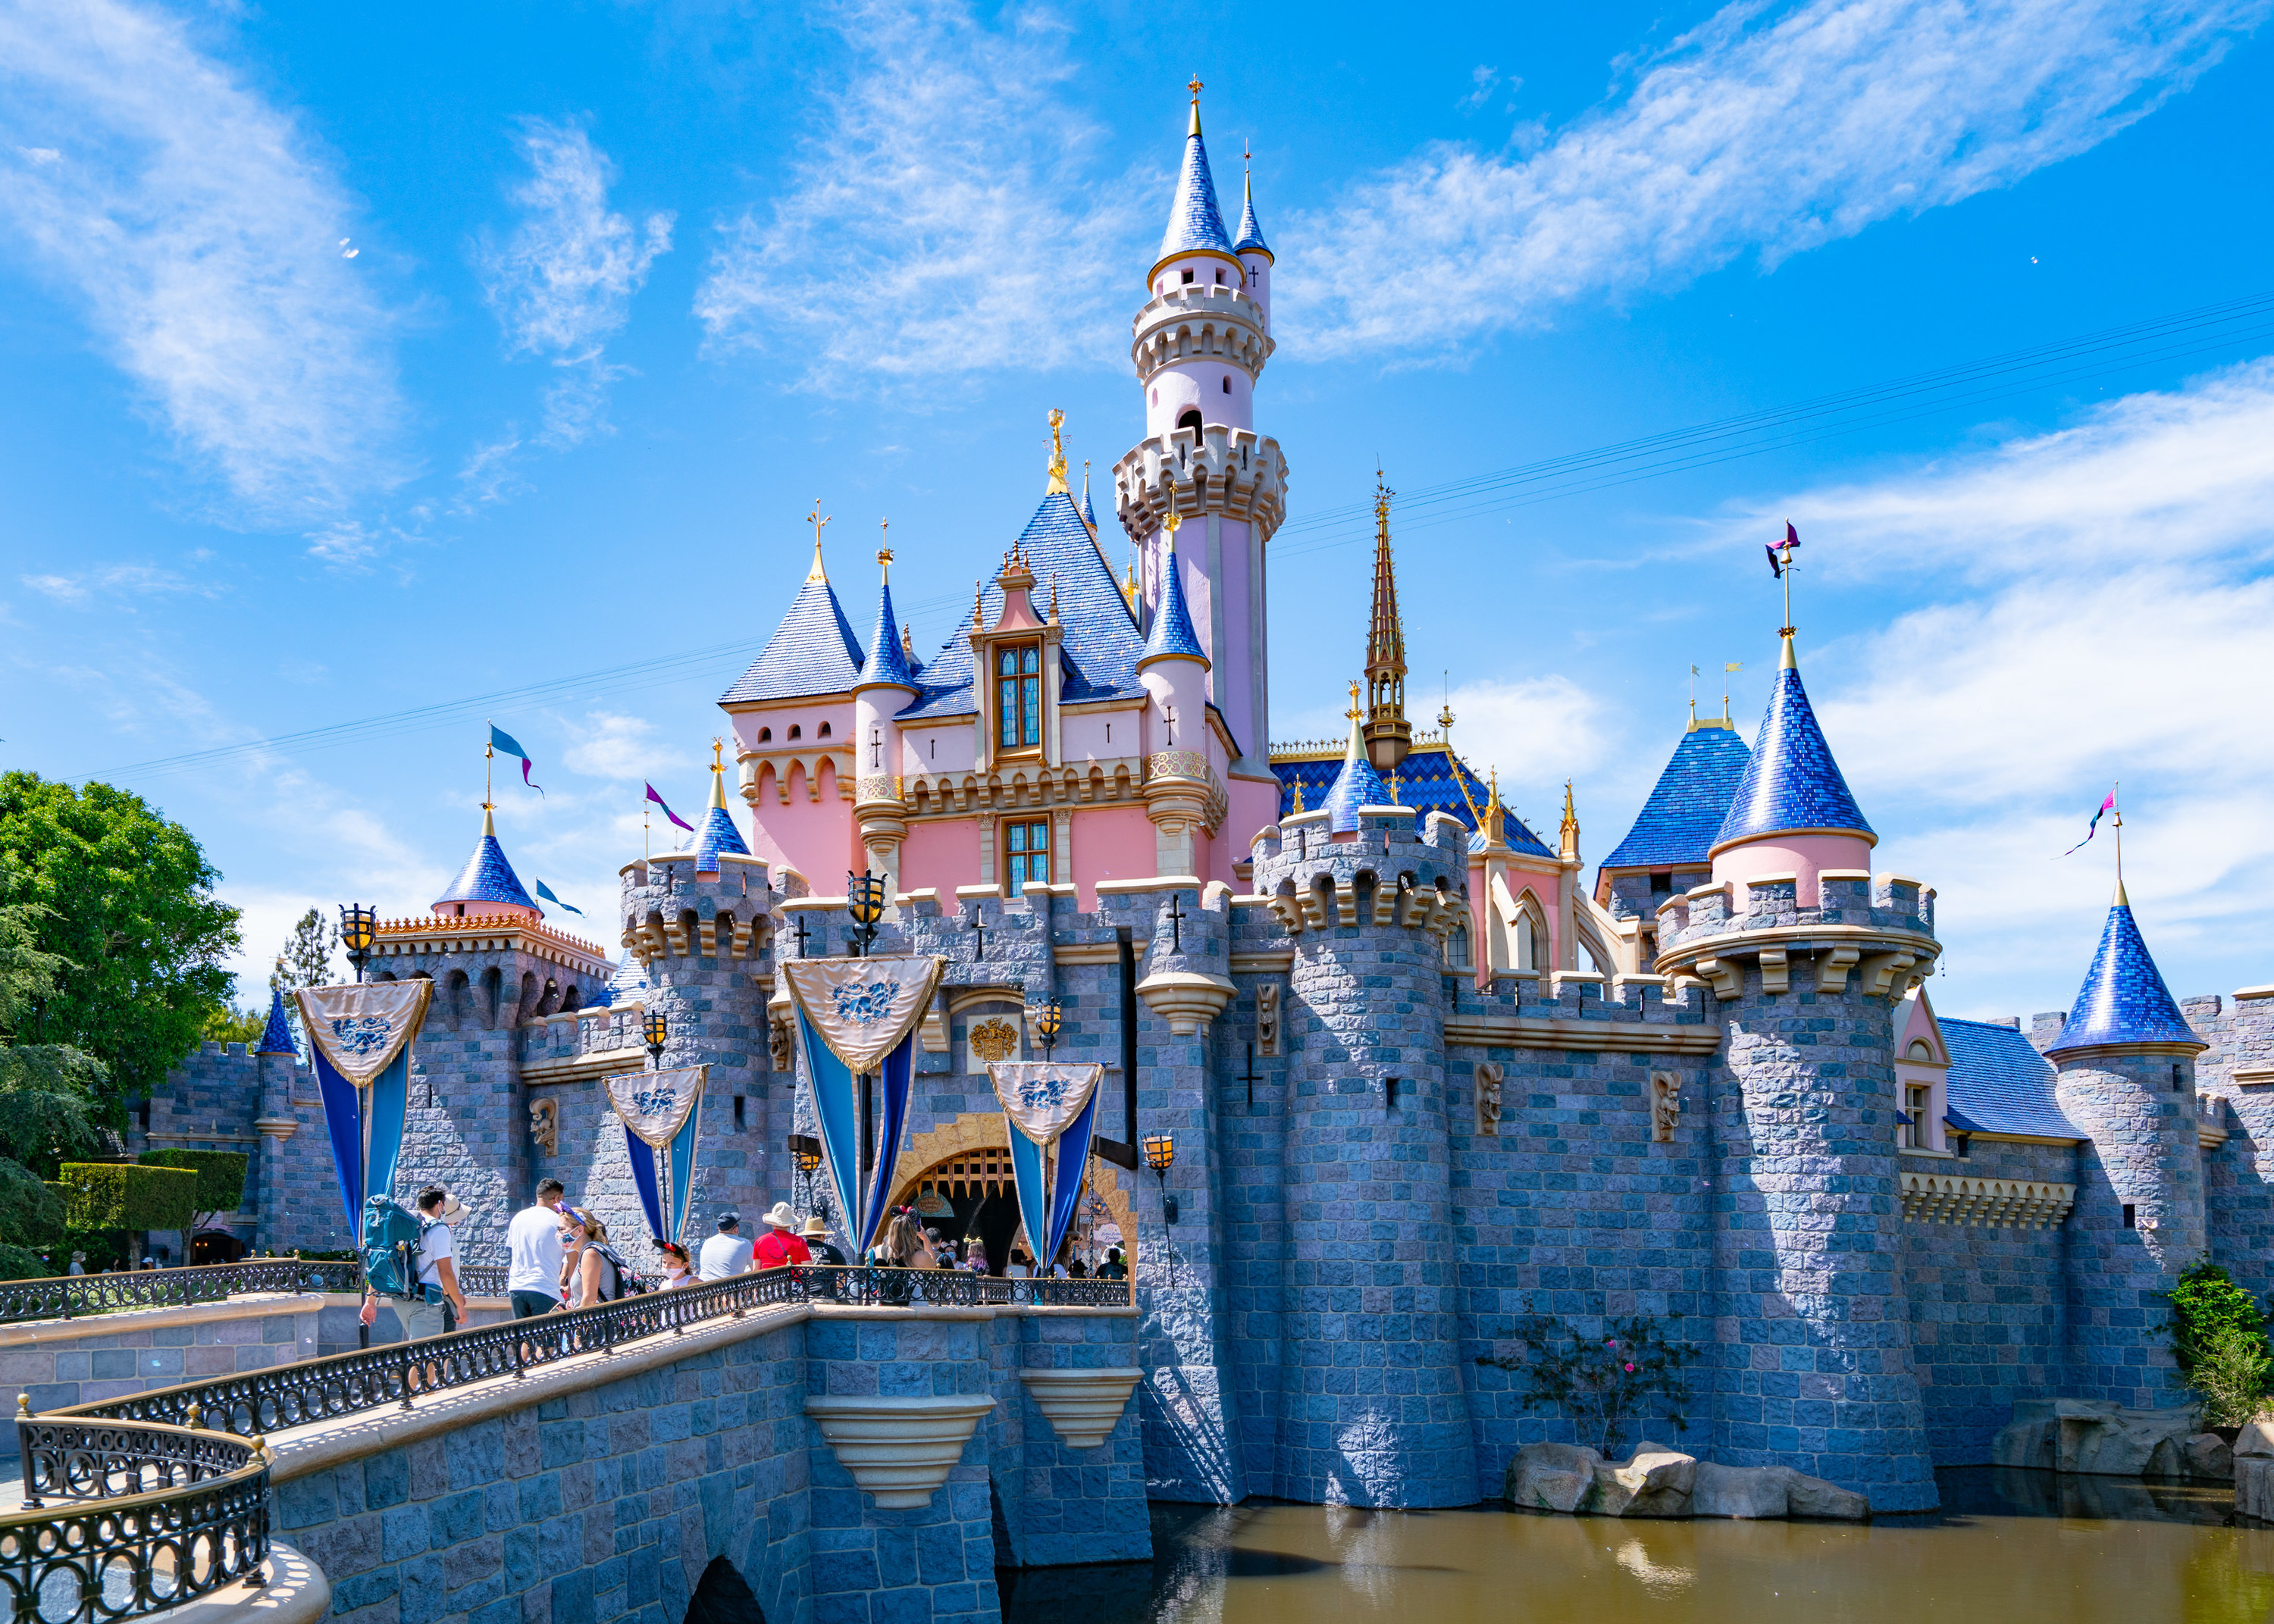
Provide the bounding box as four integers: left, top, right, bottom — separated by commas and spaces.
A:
0, 0, 407, 517
475, 118, 672, 445
694, 0, 1142, 387
1731, 362, 2274, 1012
561, 712, 682, 782
1285, 0, 2269, 357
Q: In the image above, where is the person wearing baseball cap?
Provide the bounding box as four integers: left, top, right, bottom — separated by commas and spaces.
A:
697, 1211, 752, 1281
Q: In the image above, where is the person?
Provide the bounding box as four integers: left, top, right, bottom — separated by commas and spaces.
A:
656, 1241, 695, 1288
1005, 1248, 1032, 1280
1048, 1245, 1071, 1279
1068, 1255, 1088, 1279
1096, 1247, 1127, 1281
753, 1202, 812, 1269
569, 1213, 631, 1307
359, 1185, 468, 1343
963, 1241, 988, 1275
928, 1231, 957, 1269
67, 1252, 84, 1276
506, 1178, 570, 1319
697, 1211, 753, 1281
802, 1216, 847, 1266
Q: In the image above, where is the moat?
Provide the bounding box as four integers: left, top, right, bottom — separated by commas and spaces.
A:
1001, 1472, 2274, 1623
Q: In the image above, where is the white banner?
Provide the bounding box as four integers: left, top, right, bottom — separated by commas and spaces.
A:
294, 980, 431, 1089
781, 955, 947, 1075
605, 1065, 706, 1148
987, 1062, 1104, 1149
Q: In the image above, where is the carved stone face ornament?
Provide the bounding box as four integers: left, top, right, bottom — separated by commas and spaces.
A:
1475, 1061, 1504, 1136
1651, 1071, 1680, 1143
529, 1095, 559, 1156
1256, 982, 1281, 1056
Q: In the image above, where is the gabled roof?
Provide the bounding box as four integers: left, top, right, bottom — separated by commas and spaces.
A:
1154, 115, 1233, 276
1271, 746, 1552, 856
436, 812, 537, 912
857, 578, 918, 690
1602, 720, 1751, 873
1139, 541, 1207, 668
721, 574, 866, 705
1941, 1018, 2084, 1141
1712, 640, 1873, 852
900, 492, 1145, 721
1233, 169, 1271, 259
2044, 892, 2206, 1056
257, 987, 296, 1056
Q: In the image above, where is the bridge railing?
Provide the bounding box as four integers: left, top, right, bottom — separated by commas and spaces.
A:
0, 1258, 365, 1326
45, 1267, 1132, 1441
5, 1412, 270, 1624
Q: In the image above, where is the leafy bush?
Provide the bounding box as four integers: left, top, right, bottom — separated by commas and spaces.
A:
2166, 1257, 2269, 1377
0, 1244, 52, 1281
138, 1150, 249, 1228
1477, 1302, 1703, 1458
2188, 1322, 2272, 1428
61, 1162, 198, 1235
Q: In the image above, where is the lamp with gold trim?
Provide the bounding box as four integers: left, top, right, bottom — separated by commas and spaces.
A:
338, 905, 376, 984
1028, 999, 1063, 1060
846, 869, 886, 956
1142, 1131, 1178, 1284
643, 1009, 668, 1071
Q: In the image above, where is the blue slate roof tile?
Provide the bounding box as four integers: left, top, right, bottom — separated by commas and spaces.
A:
901, 493, 1143, 721
721, 576, 866, 705
1272, 746, 1551, 855
1941, 1019, 2084, 1140
604, 959, 647, 1008
436, 828, 537, 913
857, 580, 918, 690
2044, 899, 2206, 1056
1320, 731, 1393, 834
1233, 172, 1271, 258
1139, 543, 1207, 667
1602, 721, 1752, 873
257, 987, 296, 1056
694, 805, 750, 872
1713, 648, 1873, 850
1156, 126, 1233, 271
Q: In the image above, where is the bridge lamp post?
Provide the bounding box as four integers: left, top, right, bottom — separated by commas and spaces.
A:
846, 871, 886, 957
1028, 1000, 1063, 1061
643, 1010, 668, 1071
1142, 1131, 1177, 1287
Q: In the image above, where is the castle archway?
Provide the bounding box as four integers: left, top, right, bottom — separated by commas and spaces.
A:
887, 1110, 1139, 1277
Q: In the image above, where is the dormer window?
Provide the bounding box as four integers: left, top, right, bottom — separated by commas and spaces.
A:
998, 643, 1042, 750
788, 724, 802, 740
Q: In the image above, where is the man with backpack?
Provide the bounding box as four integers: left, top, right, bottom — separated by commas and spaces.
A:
358, 1185, 470, 1342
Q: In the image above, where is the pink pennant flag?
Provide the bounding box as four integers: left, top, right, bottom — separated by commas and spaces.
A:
2059, 790, 2116, 857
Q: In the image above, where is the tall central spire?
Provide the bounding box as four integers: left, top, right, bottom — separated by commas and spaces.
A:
1363, 468, 1411, 774
1151, 74, 1233, 281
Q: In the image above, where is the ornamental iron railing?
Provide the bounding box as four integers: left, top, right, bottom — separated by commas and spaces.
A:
0, 1259, 364, 1328
5, 1413, 269, 1624
52, 1266, 1132, 1441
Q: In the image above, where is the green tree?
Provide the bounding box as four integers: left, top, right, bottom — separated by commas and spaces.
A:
2165, 1256, 2269, 1375
0, 900, 108, 1258
202, 1006, 266, 1046
139, 1149, 249, 1233
0, 772, 240, 1124
269, 906, 338, 1056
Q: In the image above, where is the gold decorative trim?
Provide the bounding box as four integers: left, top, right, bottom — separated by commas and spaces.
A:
1443, 1014, 1723, 1056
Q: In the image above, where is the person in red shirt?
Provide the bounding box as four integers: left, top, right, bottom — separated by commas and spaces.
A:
752, 1201, 812, 1269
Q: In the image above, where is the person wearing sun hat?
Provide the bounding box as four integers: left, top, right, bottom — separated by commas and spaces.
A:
801, 1214, 847, 1266
753, 1200, 812, 1270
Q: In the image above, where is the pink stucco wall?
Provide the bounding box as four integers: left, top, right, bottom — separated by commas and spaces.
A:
1712, 833, 1875, 908
1073, 806, 1157, 906
901, 818, 980, 900
747, 759, 854, 891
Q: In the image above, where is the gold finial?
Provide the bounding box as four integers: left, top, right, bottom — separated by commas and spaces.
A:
1558, 779, 1580, 862
1049, 573, 1060, 621
1388, 769, 1402, 805
1374, 465, 1393, 530
15, 1394, 27, 1417
1164, 510, 1182, 540
1345, 678, 1362, 724
1292, 781, 1305, 813
1122, 558, 1139, 612
805, 501, 831, 581
712, 737, 725, 773
973, 580, 985, 630
1187, 74, 1204, 136
1437, 703, 1455, 731
877, 545, 893, 581
1046, 408, 1070, 494
1488, 768, 1502, 810
901, 623, 915, 657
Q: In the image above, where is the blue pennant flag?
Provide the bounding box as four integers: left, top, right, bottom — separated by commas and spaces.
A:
534, 878, 583, 916
490, 724, 543, 796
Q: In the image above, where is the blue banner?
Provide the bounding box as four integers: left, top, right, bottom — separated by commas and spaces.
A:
623, 1104, 700, 1246
312, 1044, 408, 1239
794, 1007, 914, 1258
1003, 1090, 1099, 1271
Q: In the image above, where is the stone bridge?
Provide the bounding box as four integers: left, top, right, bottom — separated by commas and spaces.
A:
11, 1278, 1149, 1624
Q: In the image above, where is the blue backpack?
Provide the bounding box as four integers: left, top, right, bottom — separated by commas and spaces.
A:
361, 1194, 434, 1300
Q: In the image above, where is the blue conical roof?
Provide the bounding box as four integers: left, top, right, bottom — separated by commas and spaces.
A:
2044, 891, 2204, 1057
1712, 640, 1872, 852
256, 987, 296, 1056
694, 766, 751, 873
1154, 112, 1233, 276
1602, 720, 1752, 872
719, 550, 866, 704
1320, 702, 1394, 834
1232, 170, 1271, 258
857, 577, 917, 689
1139, 539, 1207, 668
436, 811, 537, 913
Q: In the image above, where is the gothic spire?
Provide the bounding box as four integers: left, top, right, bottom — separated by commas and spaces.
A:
1362, 468, 1411, 773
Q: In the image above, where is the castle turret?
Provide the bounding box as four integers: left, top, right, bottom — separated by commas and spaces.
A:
2046, 877, 2210, 1405
693, 742, 752, 875
851, 547, 919, 898
1137, 518, 1214, 876
1655, 625, 1940, 1513
1231, 145, 1272, 327
1258, 683, 1472, 1505
1118, 80, 1286, 833
434, 806, 542, 924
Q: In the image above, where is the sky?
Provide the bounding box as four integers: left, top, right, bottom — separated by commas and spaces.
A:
2, 0, 2270, 1022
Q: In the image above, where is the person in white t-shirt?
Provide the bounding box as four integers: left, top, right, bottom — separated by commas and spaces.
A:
358, 1185, 468, 1343
697, 1211, 753, 1280
506, 1178, 570, 1318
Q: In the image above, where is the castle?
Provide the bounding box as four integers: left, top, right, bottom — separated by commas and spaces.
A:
139, 86, 2274, 1516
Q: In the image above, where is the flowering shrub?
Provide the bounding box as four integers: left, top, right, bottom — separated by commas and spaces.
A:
1477, 1300, 1702, 1458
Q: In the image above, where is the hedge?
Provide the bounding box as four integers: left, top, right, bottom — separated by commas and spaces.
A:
137, 1150, 249, 1219
61, 1162, 199, 1234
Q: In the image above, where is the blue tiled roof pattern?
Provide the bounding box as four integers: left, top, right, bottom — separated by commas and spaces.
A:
1139, 546, 1207, 665
1270, 746, 1552, 855
1157, 133, 1233, 267
1713, 664, 1873, 849
900, 493, 1143, 721
694, 803, 751, 872
1233, 181, 1270, 257
1602, 723, 1752, 872
1082, 489, 1099, 532
437, 833, 537, 912
721, 577, 866, 704
858, 582, 918, 689
1320, 743, 1392, 834
1941, 1019, 2084, 1140
605, 959, 647, 1007
2044, 903, 2204, 1056
257, 987, 296, 1055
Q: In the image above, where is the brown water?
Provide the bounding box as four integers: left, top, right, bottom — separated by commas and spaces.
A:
1001, 1471, 2274, 1623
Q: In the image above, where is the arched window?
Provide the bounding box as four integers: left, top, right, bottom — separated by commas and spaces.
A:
998, 643, 1042, 750
1176, 408, 1202, 436
1514, 914, 1536, 972
1907, 1040, 1933, 1061
757, 727, 772, 743
818, 721, 832, 738
788, 724, 802, 740
1444, 922, 1472, 971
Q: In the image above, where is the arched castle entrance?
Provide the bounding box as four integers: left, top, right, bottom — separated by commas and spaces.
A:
887, 1111, 1139, 1277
